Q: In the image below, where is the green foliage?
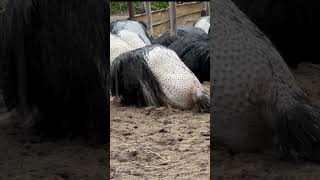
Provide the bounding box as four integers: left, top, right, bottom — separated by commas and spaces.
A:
151, 2, 169, 11
111, 2, 169, 14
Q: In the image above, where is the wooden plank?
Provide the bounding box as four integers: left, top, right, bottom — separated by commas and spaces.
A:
207, 1, 210, 16
143, 1, 153, 36
169, 2, 177, 40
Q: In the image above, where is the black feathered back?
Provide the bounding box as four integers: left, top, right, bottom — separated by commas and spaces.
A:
151, 26, 206, 46
0, 0, 109, 143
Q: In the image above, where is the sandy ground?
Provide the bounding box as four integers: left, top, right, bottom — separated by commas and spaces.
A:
3, 62, 320, 179
0, 122, 107, 180
110, 82, 210, 180
0, 94, 107, 180
213, 63, 320, 180
0, 82, 209, 180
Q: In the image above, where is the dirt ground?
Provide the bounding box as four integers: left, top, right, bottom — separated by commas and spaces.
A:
0, 108, 107, 180
110, 82, 210, 180
213, 63, 320, 180
0, 83, 209, 180
3, 62, 320, 179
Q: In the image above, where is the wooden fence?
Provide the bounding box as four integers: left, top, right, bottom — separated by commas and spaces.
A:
132, 2, 203, 37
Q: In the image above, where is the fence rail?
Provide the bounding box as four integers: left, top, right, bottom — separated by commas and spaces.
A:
132, 2, 202, 36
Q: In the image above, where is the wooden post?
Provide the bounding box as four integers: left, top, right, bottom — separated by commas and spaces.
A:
128, 2, 134, 19
203, 1, 207, 11
207, 1, 210, 16
201, 2, 207, 16
143, 1, 153, 36
169, 2, 177, 41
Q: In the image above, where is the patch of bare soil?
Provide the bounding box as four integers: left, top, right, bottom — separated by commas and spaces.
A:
111, 82, 210, 179
0, 99, 107, 180
213, 63, 320, 179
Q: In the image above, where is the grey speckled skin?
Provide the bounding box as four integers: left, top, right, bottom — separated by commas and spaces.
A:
211, 0, 320, 161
